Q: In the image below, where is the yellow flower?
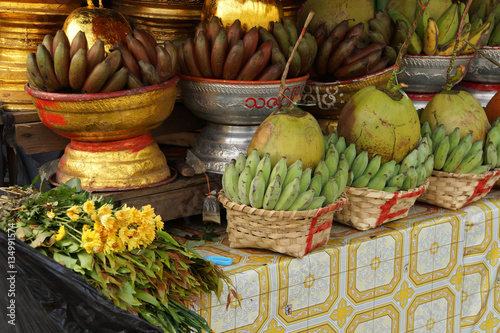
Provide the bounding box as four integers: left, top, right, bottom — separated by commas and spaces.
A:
47, 210, 55, 220
140, 205, 156, 224
97, 204, 113, 217
66, 205, 80, 222
54, 226, 65, 241
100, 214, 117, 230
127, 207, 141, 226
115, 206, 131, 222
126, 230, 141, 251
138, 223, 155, 245
103, 233, 126, 254
154, 215, 164, 231
81, 228, 103, 254
82, 200, 95, 215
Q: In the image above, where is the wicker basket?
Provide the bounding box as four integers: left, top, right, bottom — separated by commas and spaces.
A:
333, 181, 429, 231
218, 190, 348, 258
417, 169, 500, 210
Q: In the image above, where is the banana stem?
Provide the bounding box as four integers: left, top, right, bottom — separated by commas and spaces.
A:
99, 0, 103, 8
87, 0, 95, 8
278, 11, 314, 106
387, 0, 431, 91
445, 0, 473, 91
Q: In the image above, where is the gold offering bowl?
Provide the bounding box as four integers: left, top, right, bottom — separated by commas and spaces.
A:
25, 77, 179, 142
25, 78, 179, 190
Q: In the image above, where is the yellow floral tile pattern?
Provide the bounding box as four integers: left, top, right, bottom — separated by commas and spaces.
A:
184, 191, 500, 332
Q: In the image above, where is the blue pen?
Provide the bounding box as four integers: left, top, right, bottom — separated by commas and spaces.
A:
204, 256, 233, 266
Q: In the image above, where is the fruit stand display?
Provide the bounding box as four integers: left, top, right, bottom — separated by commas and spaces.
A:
3, 0, 500, 332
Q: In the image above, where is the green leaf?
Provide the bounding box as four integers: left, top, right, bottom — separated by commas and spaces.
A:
31, 231, 52, 248
53, 252, 78, 269
73, 264, 85, 274
158, 231, 179, 246
134, 290, 160, 307
116, 291, 142, 306
77, 250, 93, 271
63, 178, 83, 192
122, 281, 135, 294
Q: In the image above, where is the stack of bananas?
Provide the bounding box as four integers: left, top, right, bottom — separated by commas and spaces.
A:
222, 149, 346, 211
427, 120, 500, 174
310, 13, 394, 82
26, 29, 177, 93
468, 1, 500, 47
178, 16, 316, 81
325, 132, 433, 192
388, 2, 491, 56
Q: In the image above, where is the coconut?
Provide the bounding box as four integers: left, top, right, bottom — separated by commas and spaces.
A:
247, 104, 325, 169
420, 90, 489, 143
337, 86, 421, 164
297, 0, 374, 37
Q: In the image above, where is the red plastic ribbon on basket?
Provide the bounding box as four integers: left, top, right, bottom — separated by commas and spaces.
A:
376, 188, 426, 227
304, 204, 337, 254
464, 172, 499, 205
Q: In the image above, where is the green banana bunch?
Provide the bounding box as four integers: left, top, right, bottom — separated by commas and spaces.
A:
325, 127, 434, 193
429, 121, 500, 174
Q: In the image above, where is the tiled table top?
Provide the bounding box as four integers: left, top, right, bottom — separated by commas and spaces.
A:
172, 190, 500, 333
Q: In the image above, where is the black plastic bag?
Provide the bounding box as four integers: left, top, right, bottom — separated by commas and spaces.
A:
0, 230, 163, 333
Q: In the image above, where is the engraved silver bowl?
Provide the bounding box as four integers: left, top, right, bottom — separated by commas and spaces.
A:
454, 81, 500, 107
464, 46, 500, 84
177, 74, 308, 125
398, 54, 475, 94
191, 123, 259, 174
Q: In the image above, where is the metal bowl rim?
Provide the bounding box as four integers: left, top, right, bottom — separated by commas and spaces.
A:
480, 45, 500, 51
306, 65, 396, 86
24, 76, 179, 102
458, 81, 500, 91
403, 53, 476, 60
178, 74, 309, 86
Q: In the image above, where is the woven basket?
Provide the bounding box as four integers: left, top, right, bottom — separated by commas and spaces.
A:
333, 181, 429, 231
218, 190, 348, 258
417, 169, 500, 210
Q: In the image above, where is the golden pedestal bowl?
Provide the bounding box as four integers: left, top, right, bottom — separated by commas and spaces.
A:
300, 66, 395, 135
25, 77, 178, 142
25, 77, 179, 190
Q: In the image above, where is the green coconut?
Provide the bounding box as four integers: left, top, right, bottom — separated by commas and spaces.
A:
297, 0, 374, 37
420, 90, 489, 143
337, 86, 421, 164
247, 104, 325, 169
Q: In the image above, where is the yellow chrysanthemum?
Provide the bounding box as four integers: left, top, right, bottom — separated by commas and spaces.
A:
82, 200, 95, 215
54, 226, 65, 241
138, 223, 155, 245
126, 230, 141, 251
66, 209, 80, 222
115, 206, 131, 222
81, 228, 103, 253
47, 210, 55, 220
127, 207, 141, 226
154, 215, 164, 231
103, 233, 126, 254
140, 205, 156, 224
97, 204, 113, 217
100, 214, 117, 230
